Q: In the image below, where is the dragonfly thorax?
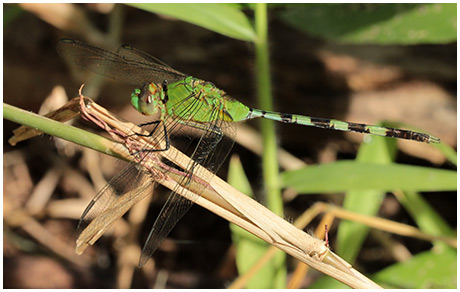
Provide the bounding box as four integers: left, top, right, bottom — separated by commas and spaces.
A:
131, 82, 166, 116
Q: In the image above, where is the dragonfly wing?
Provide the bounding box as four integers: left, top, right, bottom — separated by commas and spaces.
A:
138, 190, 194, 266
117, 44, 184, 76
57, 38, 186, 85
138, 96, 235, 266
77, 161, 155, 246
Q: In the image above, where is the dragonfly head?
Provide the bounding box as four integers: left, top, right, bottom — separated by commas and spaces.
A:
131, 82, 163, 116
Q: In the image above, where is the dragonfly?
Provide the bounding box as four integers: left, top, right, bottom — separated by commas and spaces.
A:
57, 38, 440, 267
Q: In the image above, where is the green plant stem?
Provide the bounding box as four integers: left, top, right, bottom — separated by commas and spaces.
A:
254, 3, 286, 288
254, 4, 282, 216
3, 103, 125, 160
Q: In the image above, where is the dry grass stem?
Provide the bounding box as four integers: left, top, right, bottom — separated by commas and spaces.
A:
315, 202, 456, 248
76, 93, 381, 289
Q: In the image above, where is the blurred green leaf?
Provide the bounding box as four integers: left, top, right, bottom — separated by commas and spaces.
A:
281, 3, 457, 44
433, 142, 457, 166
398, 190, 456, 245
372, 247, 457, 288
281, 160, 456, 193
128, 3, 256, 41
310, 275, 349, 289
228, 155, 254, 199
336, 135, 396, 263
228, 155, 284, 288
4, 4, 23, 27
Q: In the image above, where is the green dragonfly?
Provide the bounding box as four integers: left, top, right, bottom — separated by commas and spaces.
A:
57, 38, 440, 266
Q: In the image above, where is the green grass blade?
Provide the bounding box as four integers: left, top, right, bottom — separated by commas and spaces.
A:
128, 3, 256, 41
311, 136, 399, 288
281, 3, 457, 44
4, 103, 125, 159
433, 141, 457, 166
372, 247, 457, 288
397, 190, 456, 244
228, 155, 275, 289
335, 135, 396, 265
281, 160, 456, 193
253, 4, 286, 288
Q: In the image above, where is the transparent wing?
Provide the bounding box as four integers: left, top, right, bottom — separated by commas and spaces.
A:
78, 94, 235, 266
57, 38, 186, 85
77, 158, 155, 245
116, 43, 178, 72
63, 39, 236, 265
138, 94, 235, 266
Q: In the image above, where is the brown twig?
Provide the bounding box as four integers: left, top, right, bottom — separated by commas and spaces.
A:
76, 92, 382, 289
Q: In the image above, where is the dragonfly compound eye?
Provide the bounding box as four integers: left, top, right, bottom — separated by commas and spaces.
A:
132, 83, 162, 116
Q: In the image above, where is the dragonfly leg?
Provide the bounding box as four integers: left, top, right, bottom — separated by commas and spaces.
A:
129, 120, 170, 153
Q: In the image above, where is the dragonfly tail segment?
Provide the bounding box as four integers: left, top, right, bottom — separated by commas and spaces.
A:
246, 108, 440, 144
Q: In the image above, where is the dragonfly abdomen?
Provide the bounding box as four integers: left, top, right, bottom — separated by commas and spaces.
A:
248, 109, 440, 143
